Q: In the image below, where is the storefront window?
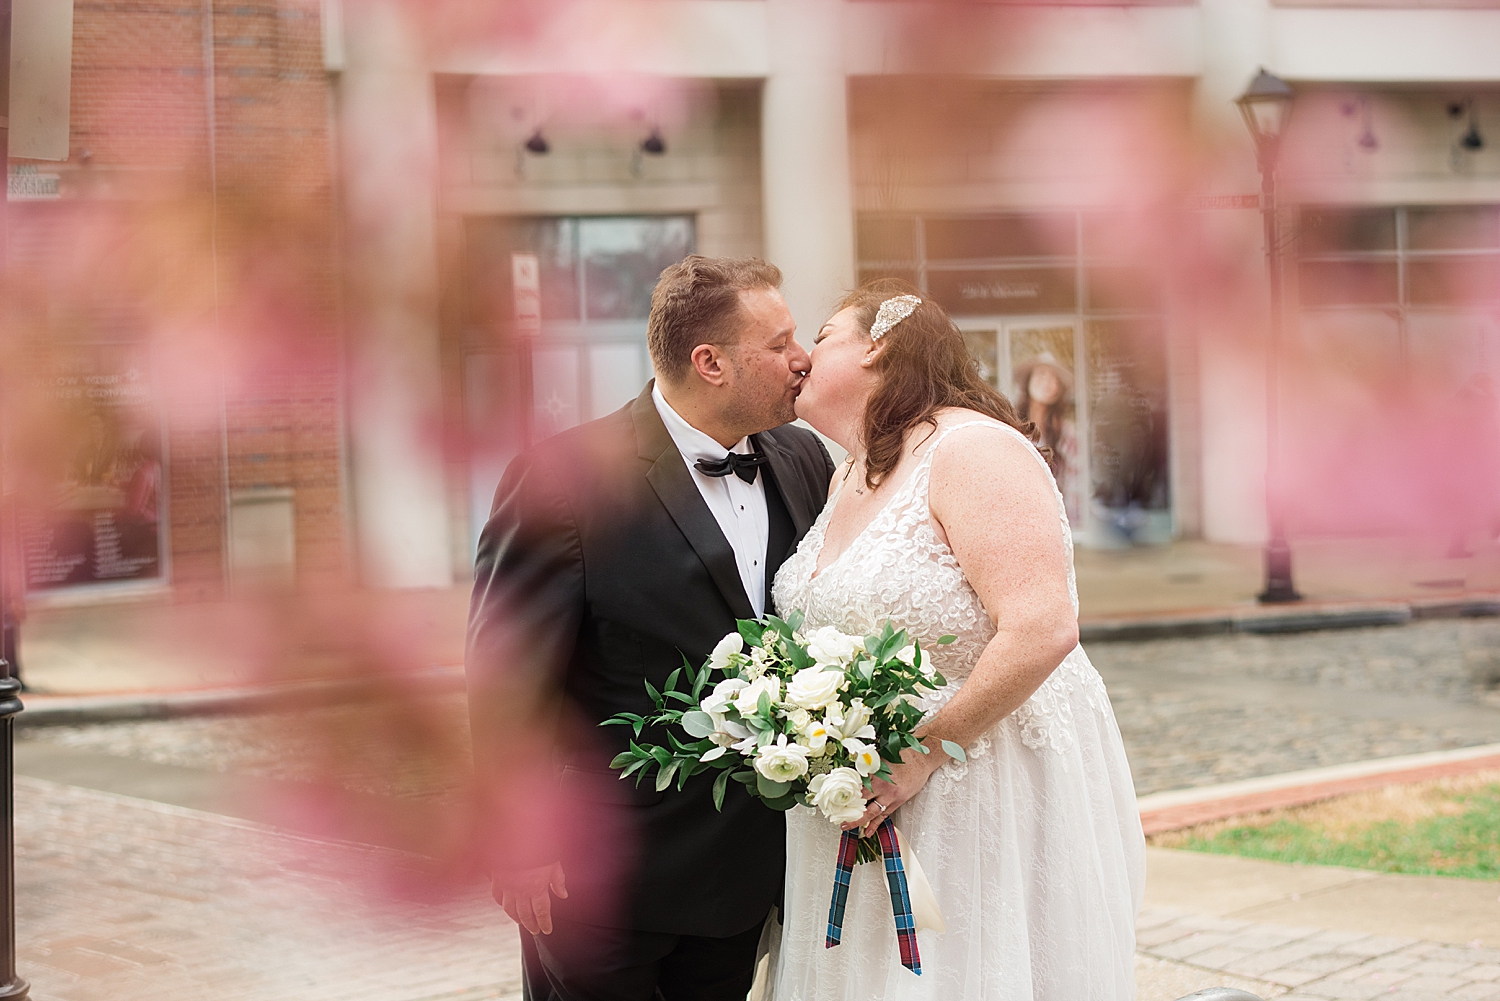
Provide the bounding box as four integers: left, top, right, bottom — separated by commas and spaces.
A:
580, 217, 695, 321
857, 211, 1173, 544
1295, 202, 1500, 534
463, 214, 695, 548
20, 343, 166, 593
1086, 319, 1172, 542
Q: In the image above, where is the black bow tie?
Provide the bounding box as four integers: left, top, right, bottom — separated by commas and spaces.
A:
694, 450, 767, 484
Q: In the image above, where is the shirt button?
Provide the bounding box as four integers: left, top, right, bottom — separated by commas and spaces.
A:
753, 560, 758, 566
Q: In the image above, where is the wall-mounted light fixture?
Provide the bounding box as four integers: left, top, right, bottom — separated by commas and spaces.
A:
1448, 98, 1484, 162
524, 129, 550, 155
631, 127, 667, 178
1341, 96, 1378, 152
1462, 102, 1484, 151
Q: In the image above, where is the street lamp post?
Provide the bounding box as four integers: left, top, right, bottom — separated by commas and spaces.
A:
1237, 69, 1303, 605
0, 0, 30, 994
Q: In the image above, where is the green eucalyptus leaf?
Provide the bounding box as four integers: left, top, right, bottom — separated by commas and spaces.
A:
712, 770, 731, 811
643, 678, 662, 705
786, 609, 805, 631
730, 770, 757, 786
937, 635, 957, 645
681, 711, 717, 738
762, 793, 798, 812
756, 774, 792, 799
941, 739, 967, 763
655, 760, 681, 792
738, 619, 766, 647
664, 690, 696, 704
757, 690, 772, 717
664, 667, 682, 694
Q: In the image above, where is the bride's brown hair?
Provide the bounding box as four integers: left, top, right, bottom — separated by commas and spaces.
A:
839, 278, 1040, 491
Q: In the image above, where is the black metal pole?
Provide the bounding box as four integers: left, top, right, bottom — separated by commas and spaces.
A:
1257, 150, 1301, 604
0, 0, 30, 993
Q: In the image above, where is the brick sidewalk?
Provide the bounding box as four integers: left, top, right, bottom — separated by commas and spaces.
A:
1138, 908, 1500, 1000
15, 777, 522, 1001
15, 770, 1500, 1001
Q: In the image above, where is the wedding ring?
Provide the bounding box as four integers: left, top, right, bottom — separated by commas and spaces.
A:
874, 801, 886, 813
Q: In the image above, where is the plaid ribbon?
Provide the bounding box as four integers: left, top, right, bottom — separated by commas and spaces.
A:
824, 817, 922, 976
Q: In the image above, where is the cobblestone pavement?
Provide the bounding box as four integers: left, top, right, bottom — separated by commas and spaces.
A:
1138, 907, 1500, 1000
21, 619, 1500, 799
1089, 618, 1500, 794
16, 777, 522, 1001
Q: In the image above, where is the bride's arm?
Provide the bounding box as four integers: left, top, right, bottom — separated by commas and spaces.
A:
848, 423, 1078, 834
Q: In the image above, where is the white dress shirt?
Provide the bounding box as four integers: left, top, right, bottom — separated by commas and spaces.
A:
652, 384, 769, 616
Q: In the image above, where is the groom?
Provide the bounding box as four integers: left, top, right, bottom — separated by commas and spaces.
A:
466, 256, 835, 1001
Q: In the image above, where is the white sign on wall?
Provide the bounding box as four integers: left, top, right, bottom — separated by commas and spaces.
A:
511, 252, 541, 336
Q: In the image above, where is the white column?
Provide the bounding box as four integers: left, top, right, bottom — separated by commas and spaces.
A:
760, 0, 857, 340
1197, 0, 1274, 544
338, 0, 454, 587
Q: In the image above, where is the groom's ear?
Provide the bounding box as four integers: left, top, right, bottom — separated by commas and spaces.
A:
689, 342, 731, 387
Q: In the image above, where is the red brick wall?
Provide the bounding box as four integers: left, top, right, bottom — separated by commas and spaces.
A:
12, 0, 347, 601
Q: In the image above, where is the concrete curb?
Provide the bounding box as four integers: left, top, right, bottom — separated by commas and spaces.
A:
1079, 593, 1500, 643
1137, 742, 1500, 835
15, 667, 467, 728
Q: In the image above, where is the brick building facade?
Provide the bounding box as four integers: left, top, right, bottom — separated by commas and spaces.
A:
11, 0, 346, 602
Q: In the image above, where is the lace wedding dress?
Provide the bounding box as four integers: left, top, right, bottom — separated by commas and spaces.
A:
767, 420, 1145, 1000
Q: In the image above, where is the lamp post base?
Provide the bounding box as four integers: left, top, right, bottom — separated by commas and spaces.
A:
0, 977, 27, 999
1258, 538, 1303, 604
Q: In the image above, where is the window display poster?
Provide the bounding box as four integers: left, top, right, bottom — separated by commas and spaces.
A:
21, 344, 164, 591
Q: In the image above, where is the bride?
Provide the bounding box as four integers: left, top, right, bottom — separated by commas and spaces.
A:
767, 281, 1144, 999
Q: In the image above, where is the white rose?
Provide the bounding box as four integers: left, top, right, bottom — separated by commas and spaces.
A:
785, 707, 812, 732
808, 767, 867, 824
843, 738, 882, 777
806, 626, 861, 666
786, 665, 845, 710
755, 734, 811, 783
895, 644, 917, 666
733, 675, 782, 717
700, 678, 749, 716
708, 632, 744, 672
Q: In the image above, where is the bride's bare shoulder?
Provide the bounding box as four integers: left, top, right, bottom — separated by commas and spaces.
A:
926, 412, 1048, 491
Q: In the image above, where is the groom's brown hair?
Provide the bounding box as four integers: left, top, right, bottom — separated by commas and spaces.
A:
648, 255, 783, 383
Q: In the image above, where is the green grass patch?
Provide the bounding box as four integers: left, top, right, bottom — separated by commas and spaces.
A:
1167, 781, 1500, 879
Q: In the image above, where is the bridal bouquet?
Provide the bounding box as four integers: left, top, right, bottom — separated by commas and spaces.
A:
604, 612, 964, 860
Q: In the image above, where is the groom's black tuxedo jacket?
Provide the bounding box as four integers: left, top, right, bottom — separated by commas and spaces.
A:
467, 383, 835, 938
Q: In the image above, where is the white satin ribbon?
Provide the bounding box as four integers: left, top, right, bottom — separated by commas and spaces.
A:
895, 825, 946, 934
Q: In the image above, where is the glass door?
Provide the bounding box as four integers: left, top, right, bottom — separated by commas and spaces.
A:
959, 318, 1085, 532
